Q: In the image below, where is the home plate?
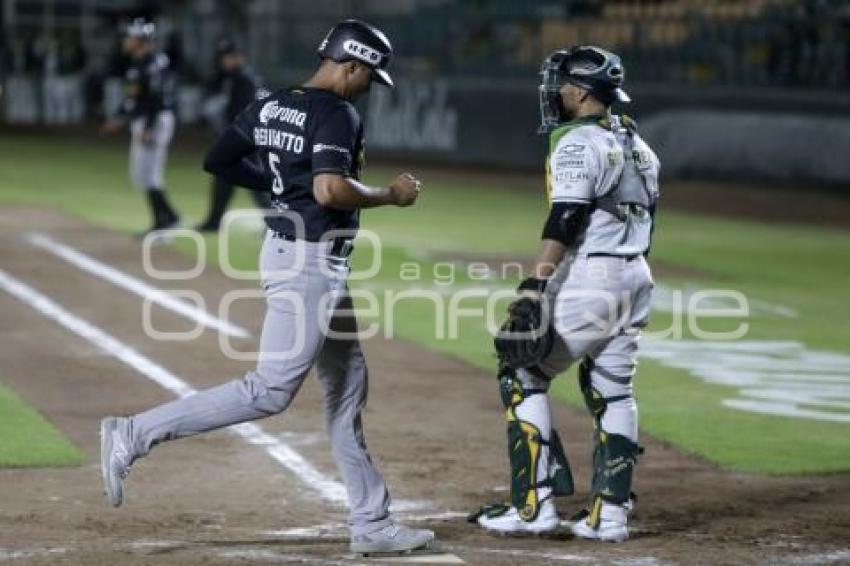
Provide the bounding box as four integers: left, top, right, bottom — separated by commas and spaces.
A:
364, 552, 465, 564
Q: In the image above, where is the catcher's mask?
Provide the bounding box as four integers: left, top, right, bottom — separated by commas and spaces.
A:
538, 46, 630, 134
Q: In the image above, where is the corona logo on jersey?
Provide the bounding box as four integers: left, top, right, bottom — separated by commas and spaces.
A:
342, 39, 382, 66
259, 100, 307, 128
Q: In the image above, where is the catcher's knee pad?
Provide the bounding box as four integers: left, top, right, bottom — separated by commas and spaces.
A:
578, 358, 641, 526
498, 364, 574, 521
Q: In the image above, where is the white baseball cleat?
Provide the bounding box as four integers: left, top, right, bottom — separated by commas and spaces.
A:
477, 499, 559, 534
100, 417, 133, 508
350, 522, 435, 555
570, 503, 629, 542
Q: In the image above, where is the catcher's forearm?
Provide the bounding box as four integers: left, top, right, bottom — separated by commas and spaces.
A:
531, 239, 568, 280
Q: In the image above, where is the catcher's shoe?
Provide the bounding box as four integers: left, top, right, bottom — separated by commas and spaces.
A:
476, 499, 558, 535
100, 417, 133, 507
570, 503, 628, 542
350, 522, 435, 556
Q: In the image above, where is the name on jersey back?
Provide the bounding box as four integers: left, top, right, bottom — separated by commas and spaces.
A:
255, 100, 306, 154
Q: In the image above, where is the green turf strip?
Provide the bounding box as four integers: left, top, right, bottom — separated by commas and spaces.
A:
0, 382, 85, 467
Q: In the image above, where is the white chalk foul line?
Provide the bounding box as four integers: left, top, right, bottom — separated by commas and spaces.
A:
0, 269, 346, 505
26, 232, 251, 339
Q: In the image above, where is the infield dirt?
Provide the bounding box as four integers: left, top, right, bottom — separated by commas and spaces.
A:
0, 207, 848, 565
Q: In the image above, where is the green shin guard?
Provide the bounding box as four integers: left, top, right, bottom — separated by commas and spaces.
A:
470, 364, 576, 524
502, 364, 574, 521
591, 429, 639, 505
578, 358, 641, 528
548, 429, 574, 496
469, 426, 575, 524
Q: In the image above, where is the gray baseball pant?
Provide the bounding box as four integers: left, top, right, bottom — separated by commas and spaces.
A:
515, 254, 653, 501
126, 233, 392, 536
129, 111, 175, 190
524, 254, 653, 417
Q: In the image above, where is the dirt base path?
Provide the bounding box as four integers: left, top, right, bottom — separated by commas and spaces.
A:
0, 207, 847, 565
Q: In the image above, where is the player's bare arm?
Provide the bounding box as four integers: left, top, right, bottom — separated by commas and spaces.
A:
313, 172, 421, 209
100, 117, 125, 134
525, 239, 567, 296
523, 198, 594, 296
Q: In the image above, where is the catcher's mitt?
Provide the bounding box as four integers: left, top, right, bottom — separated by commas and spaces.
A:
494, 294, 554, 369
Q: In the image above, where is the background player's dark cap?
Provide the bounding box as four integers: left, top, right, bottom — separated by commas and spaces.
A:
125, 18, 155, 40
216, 38, 240, 58
317, 19, 394, 87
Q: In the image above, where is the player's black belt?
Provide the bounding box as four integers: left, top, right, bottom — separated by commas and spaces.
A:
271, 231, 354, 258
586, 252, 640, 262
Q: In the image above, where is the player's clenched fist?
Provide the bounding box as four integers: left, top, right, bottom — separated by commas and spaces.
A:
100, 118, 124, 135
389, 173, 422, 207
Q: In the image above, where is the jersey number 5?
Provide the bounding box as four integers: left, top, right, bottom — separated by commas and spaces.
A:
269, 154, 285, 195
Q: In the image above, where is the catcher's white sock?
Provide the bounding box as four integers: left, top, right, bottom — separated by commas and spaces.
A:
600, 396, 638, 443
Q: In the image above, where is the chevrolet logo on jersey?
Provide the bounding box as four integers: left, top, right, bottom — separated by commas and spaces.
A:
342, 39, 382, 66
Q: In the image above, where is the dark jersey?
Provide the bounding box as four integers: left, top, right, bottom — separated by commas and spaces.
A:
222, 67, 263, 123
203, 87, 364, 241
120, 51, 176, 129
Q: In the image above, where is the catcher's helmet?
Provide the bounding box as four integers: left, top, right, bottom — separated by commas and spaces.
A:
538, 46, 629, 133
317, 19, 394, 87
125, 18, 155, 40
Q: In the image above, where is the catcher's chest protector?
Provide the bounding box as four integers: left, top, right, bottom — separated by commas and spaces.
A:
548, 115, 660, 257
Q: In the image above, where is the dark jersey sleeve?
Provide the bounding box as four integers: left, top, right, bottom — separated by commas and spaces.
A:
311, 104, 360, 176
226, 71, 259, 122
203, 104, 267, 191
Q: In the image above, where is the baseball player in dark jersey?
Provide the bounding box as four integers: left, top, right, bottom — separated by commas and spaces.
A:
102, 19, 180, 236
100, 19, 435, 555
196, 39, 272, 232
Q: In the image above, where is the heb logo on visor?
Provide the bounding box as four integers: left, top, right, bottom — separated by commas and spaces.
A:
342, 39, 382, 66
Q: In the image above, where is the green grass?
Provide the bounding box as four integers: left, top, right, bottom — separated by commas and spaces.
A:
0, 382, 85, 467
1, 131, 848, 474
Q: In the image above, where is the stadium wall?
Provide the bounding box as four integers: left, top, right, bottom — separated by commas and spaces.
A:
3, 73, 850, 185
362, 77, 850, 186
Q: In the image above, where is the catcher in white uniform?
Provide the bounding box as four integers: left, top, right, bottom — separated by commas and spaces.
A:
472, 46, 660, 542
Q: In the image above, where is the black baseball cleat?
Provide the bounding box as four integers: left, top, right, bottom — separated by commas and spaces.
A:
193, 221, 220, 233
135, 215, 181, 240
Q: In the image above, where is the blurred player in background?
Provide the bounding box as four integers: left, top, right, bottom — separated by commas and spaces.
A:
101, 18, 180, 236
196, 39, 271, 232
